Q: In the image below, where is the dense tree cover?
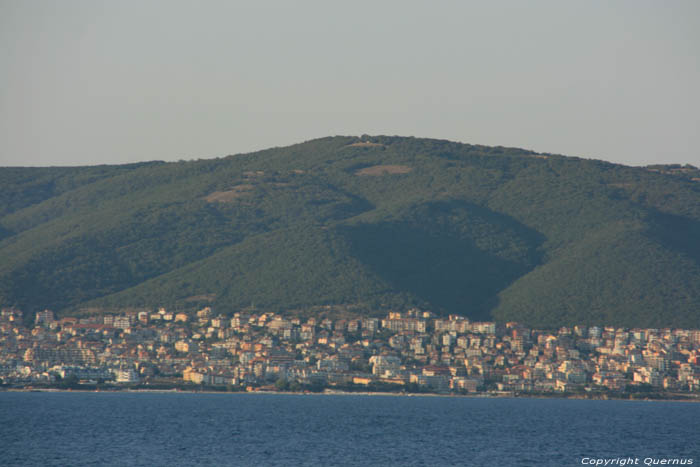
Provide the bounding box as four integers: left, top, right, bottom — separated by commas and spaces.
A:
1, 136, 699, 328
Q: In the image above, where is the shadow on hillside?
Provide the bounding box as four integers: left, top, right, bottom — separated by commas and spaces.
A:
0, 225, 12, 242
338, 201, 545, 321
647, 211, 700, 267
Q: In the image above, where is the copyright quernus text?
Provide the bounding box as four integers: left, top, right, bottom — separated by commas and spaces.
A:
581, 458, 693, 466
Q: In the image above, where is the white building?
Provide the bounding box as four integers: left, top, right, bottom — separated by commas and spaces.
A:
114, 368, 139, 383
370, 355, 401, 377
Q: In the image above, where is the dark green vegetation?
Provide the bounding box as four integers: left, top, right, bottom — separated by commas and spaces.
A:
1, 136, 699, 328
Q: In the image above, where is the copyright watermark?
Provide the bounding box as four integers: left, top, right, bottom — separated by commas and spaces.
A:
581, 458, 694, 466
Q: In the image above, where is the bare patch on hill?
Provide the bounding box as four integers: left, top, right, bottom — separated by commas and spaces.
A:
184, 294, 216, 302
355, 165, 413, 176
346, 141, 384, 148
204, 184, 254, 203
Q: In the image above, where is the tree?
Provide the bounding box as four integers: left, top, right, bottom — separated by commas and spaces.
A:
61, 374, 80, 389
275, 377, 289, 391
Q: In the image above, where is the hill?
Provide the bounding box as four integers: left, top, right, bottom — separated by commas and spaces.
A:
1, 136, 699, 329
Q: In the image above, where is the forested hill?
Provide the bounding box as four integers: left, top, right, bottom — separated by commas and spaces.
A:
1, 136, 699, 329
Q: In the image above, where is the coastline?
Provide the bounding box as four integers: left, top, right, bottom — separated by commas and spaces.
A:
4, 386, 699, 403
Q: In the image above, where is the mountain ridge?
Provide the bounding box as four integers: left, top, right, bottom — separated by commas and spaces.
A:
1, 135, 699, 328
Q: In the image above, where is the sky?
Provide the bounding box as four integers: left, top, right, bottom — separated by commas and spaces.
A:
1, 0, 699, 168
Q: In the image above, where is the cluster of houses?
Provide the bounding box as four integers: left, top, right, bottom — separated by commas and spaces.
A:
2, 306, 700, 395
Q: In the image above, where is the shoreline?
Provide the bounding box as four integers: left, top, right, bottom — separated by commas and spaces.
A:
4, 387, 699, 403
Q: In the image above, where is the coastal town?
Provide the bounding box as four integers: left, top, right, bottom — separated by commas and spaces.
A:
1, 306, 700, 398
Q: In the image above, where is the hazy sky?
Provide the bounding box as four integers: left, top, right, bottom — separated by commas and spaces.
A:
1, 1, 699, 167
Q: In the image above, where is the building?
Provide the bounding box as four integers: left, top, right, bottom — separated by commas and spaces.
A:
35, 310, 55, 326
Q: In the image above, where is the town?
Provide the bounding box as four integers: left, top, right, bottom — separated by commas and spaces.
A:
1, 306, 700, 398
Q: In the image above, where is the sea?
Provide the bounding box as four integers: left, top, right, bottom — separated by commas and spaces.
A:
1, 392, 698, 467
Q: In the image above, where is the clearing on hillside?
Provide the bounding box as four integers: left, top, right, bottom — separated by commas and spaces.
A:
355, 165, 413, 176
346, 141, 385, 148
204, 184, 254, 203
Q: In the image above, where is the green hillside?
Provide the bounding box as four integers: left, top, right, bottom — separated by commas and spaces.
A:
1, 136, 699, 328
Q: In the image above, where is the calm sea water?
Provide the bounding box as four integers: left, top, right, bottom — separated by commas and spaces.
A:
0, 392, 698, 466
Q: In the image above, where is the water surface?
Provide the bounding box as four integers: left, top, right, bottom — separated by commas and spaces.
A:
1, 392, 697, 466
